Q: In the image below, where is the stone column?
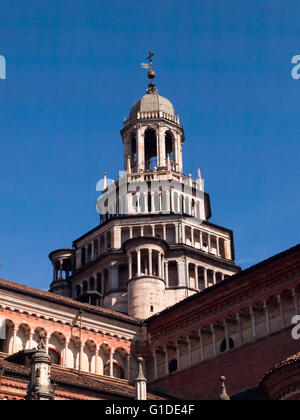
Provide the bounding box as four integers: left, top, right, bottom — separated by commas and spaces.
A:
195, 265, 199, 290
216, 238, 220, 256
236, 314, 243, 345
293, 289, 298, 316
278, 295, 285, 328
148, 249, 153, 276
213, 271, 217, 285
137, 250, 141, 276
63, 340, 69, 368
181, 224, 185, 244
224, 321, 230, 351
137, 127, 145, 172
143, 193, 148, 213
109, 349, 114, 377
250, 308, 257, 339
211, 325, 217, 356
199, 330, 204, 361
185, 261, 189, 288
127, 354, 131, 381
28, 331, 34, 350
187, 338, 192, 366
129, 226, 133, 239
95, 345, 99, 374
45, 335, 50, 354
165, 261, 169, 286
163, 224, 167, 241
204, 268, 208, 289
153, 351, 158, 380
176, 343, 181, 370
164, 346, 169, 376
175, 224, 179, 243
151, 224, 155, 237
128, 253, 132, 279
79, 342, 84, 372
264, 303, 271, 335
158, 253, 162, 278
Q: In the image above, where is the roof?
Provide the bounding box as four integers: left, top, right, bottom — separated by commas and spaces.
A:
0, 355, 165, 400
265, 352, 300, 376
0, 278, 142, 325
129, 93, 174, 119
146, 242, 300, 323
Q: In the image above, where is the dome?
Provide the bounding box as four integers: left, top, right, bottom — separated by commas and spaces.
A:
129, 92, 175, 119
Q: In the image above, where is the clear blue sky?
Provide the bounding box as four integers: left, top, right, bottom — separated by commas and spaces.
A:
0, 0, 299, 290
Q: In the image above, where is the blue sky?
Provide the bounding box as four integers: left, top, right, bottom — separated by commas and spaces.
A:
0, 0, 299, 290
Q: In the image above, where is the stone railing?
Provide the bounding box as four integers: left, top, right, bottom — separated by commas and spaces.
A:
124, 111, 181, 127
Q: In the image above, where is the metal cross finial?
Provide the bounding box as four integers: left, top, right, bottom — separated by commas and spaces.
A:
141, 51, 155, 71
147, 51, 154, 66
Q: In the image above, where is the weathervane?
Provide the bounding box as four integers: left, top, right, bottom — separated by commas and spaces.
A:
141, 51, 154, 71
141, 51, 157, 93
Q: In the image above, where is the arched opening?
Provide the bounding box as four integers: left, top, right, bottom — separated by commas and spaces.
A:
87, 244, 92, 262
82, 281, 88, 293
130, 134, 137, 170
75, 284, 81, 297
169, 359, 178, 374
49, 348, 61, 365
89, 276, 95, 291
81, 248, 86, 266
165, 131, 174, 165
168, 261, 178, 287
104, 361, 124, 379
96, 273, 102, 294
145, 129, 157, 171
220, 337, 235, 353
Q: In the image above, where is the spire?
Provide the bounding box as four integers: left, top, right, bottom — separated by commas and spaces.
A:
197, 168, 201, 181
218, 376, 230, 400
135, 357, 147, 400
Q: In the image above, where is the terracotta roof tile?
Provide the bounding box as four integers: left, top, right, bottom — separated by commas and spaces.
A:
0, 355, 164, 400
0, 278, 141, 325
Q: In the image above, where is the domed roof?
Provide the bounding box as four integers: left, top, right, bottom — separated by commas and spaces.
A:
129, 90, 175, 119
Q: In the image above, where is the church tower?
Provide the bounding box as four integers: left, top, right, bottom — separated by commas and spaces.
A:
49, 55, 240, 320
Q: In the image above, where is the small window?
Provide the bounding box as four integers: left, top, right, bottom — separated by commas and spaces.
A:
220, 337, 234, 353
150, 306, 154, 313
169, 359, 178, 374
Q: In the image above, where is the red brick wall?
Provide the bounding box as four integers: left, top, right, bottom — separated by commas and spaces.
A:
149, 327, 300, 400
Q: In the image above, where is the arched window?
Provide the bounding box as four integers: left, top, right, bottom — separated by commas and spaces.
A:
75, 285, 81, 297
145, 129, 157, 170
169, 359, 178, 374
87, 244, 92, 262
165, 131, 174, 162
104, 361, 124, 379
131, 135, 137, 167
49, 348, 61, 365
83, 281, 88, 293
89, 277, 95, 291
220, 337, 234, 353
81, 248, 86, 266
